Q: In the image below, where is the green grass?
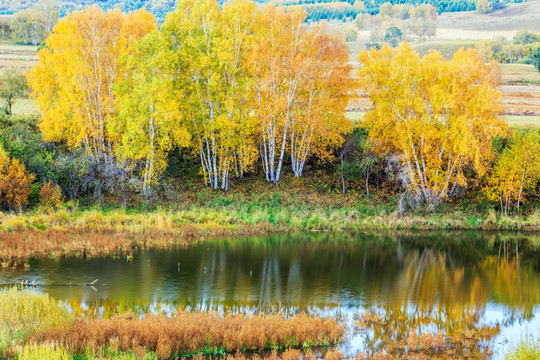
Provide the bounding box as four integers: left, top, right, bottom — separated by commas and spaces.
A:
12, 98, 39, 116
505, 115, 540, 128
505, 341, 540, 360
2, 198, 540, 237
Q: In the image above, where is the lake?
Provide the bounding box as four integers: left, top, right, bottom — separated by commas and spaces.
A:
1, 231, 539, 358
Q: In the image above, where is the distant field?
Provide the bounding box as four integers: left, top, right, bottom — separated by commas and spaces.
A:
501, 64, 540, 84
436, 1, 540, 32
413, 40, 477, 59
345, 111, 365, 123
505, 115, 540, 128
0, 43, 37, 72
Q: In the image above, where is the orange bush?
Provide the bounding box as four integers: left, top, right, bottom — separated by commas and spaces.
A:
34, 312, 343, 359
0, 146, 35, 211
0, 230, 192, 269
39, 181, 64, 209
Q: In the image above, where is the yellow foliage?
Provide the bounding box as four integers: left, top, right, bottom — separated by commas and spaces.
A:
19, 344, 71, 360
358, 43, 506, 205
161, 0, 260, 190
251, 5, 355, 181
27, 6, 156, 165
111, 29, 190, 199
485, 131, 540, 214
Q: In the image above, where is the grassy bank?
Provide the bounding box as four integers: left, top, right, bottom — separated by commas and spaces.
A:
1, 181, 540, 267
1, 206, 539, 268
2, 198, 540, 234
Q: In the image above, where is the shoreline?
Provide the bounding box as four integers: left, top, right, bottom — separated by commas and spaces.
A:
1, 206, 540, 268
2, 205, 540, 233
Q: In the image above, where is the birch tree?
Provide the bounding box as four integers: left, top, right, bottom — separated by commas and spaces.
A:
111, 31, 190, 204
27, 6, 156, 167
10, 8, 46, 46
252, 5, 354, 183
358, 44, 506, 207
34, 0, 60, 34
162, 0, 258, 190
485, 131, 540, 215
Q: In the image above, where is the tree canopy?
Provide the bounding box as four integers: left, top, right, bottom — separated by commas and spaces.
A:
358, 44, 506, 207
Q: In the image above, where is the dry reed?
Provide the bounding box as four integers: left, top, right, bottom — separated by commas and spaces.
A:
34, 311, 343, 359
0, 230, 193, 268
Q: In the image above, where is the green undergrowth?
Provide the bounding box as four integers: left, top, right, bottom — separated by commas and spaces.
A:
1, 200, 540, 234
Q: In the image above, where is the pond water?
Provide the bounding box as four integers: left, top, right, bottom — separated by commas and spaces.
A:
1, 231, 539, 358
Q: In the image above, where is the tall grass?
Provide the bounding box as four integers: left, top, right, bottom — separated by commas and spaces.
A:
18, 344, 71, 360
35, 312, 343, 359
505, 341, 540, 360
2, 203, 540, 235
0, 288, 72, 356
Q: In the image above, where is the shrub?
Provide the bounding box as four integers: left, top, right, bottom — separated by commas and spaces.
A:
36, 312, 343, 358
39, 181, 64, 209
0, 145, 35, 211
505, 341, 540, 360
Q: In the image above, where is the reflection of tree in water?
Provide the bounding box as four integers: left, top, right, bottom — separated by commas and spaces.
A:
355, 307, 500, 359
58, 234, 540, 323
258, 254, 282, 311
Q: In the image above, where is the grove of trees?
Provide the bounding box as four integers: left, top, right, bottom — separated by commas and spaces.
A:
27, 1, 354, 198
476, 30, 540, 66
358, 44, 506, 208
0, 0, 537, 216
356, 3, 437, 48
9, 0, 59, 45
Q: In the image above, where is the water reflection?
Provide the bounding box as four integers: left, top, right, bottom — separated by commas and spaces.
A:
352, 307, 501, 358
0, 231, 539, 319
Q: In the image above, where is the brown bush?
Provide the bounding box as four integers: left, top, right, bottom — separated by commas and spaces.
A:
0, 230, 193, 268
39, 181, 64, 209
34, 312, 343, 359
324, 348, 343, 360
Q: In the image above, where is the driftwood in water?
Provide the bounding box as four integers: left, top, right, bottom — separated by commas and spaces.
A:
3, 279, 100, 287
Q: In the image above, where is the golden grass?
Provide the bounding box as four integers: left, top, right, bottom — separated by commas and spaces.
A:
0, 230, 193, 269
34, 312, 343, 359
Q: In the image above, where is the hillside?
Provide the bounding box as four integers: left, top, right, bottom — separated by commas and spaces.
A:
0, 0, 534, 18
0, 0, 176, 19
